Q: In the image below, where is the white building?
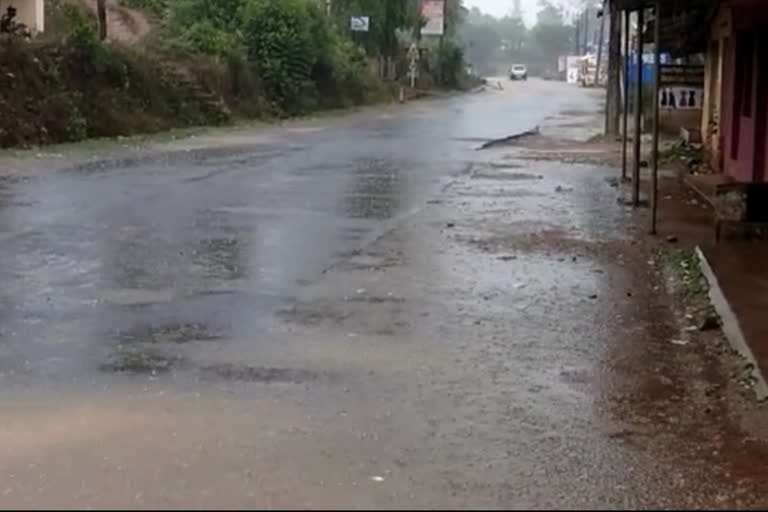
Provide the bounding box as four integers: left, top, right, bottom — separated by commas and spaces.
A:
7, 0, 44, 34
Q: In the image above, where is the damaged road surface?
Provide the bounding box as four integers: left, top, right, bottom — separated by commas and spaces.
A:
1, 79, 768, 509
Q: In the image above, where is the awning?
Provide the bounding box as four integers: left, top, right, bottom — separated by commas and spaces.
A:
612, 0, 721, 57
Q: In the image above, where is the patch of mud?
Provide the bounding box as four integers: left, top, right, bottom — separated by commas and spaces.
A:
346, 295, 406, 304
112, 322, 222, 344
199, 364, 319, 383
0, 175, 31, 186
516, 149, 621, 167
277, 302, 351, 326
459, 224, 614, 257
101, 346, 183, 375
488, 162, 523, 170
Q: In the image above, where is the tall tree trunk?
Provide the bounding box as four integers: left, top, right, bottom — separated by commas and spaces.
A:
605, 0, 622, 134
97, 0, 107, 41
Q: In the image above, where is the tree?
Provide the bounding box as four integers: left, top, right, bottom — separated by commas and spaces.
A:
497, 14, 526, 55
527, 0, 574, 75
331, 0, 415, 57
97, 0, 107, 40
459, 16, 501, 74
536, 0, 565, 26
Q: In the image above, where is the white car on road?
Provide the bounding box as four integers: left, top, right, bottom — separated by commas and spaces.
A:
509, 64, 528, 81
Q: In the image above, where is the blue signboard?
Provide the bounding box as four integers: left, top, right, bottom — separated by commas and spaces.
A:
626, 53, 672, 85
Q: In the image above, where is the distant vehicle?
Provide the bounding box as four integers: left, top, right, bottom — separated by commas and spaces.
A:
509, 64, 528, 81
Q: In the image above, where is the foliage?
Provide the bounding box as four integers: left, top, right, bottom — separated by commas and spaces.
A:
159, 0, 383, 114
458, 0, 577, 76
120, 0, 168, 17
436, 40, 466, 88
0, 18, 235, 148
330, 0, 416, 57
241, 0, 315, 113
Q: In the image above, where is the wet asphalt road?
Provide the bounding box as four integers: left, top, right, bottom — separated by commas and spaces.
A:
1, 80, 768, 508
0, 79, 595, 387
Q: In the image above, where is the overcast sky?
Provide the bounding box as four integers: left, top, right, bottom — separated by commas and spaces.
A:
464, 0, 569, 26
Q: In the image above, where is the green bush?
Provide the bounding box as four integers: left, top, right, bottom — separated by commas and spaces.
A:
120, 0, 168, 17
159, 0, 383, 114
241, 0, 316, 113
168, 20, 244, 57
435, 40, 466, 89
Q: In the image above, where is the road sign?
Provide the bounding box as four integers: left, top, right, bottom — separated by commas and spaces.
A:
407, 44, 419, 61
408, 44, 419, 88
421, 0, 444, 36
350, 16, 370, 32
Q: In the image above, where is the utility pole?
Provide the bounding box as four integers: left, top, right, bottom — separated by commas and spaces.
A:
583, 8, 589, 53
632, 6, 644, 207
575, 15, 581, 55
606, 0, 621, 134
650, 0, 661, 234
594, 0, 606, 86
621, 9, 630, 181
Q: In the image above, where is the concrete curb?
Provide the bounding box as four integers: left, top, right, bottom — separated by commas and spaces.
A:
695, 246, 768, 400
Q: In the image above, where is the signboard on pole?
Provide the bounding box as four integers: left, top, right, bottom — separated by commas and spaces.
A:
350, 16, 370, 32
421, 0, 444, 36
407, 44, 419, 88
659, 64, 704, 87
557, 56, 566, 73
658, 64, 704, 111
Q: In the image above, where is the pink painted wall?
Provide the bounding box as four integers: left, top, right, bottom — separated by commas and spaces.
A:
721, 4, 768, 182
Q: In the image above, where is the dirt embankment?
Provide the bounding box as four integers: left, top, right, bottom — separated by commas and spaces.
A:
0, 35, 239, 148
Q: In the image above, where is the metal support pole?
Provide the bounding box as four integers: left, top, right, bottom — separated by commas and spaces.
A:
622, 9, 630, 181
575, 15, 581, 55
595, 0, 607, 86
606, 1, 622, 135
632, 6, 644, 207
651, 1, 661, 234
584, 9, 590, 53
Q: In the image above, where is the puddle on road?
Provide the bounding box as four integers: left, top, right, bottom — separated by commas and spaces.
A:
342, 158, 403, 219
192, 236, 247, 280
343, 195, 397, 219
488, 162, 524, 170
